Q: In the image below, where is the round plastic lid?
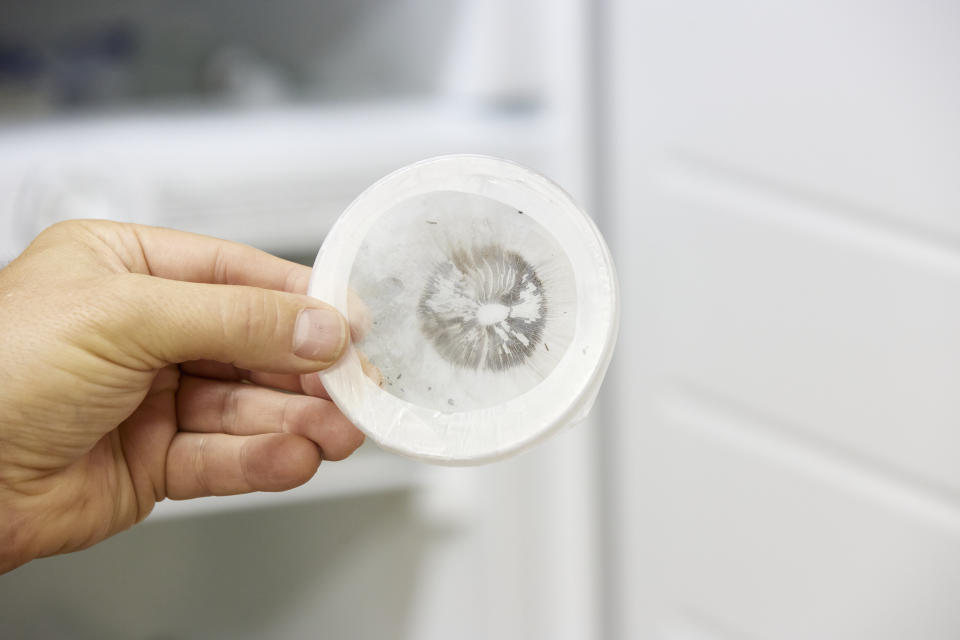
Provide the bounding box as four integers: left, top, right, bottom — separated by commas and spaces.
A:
309, 155, 619, 464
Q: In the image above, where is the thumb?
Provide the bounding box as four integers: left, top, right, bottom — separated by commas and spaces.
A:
109, 274, 349, 373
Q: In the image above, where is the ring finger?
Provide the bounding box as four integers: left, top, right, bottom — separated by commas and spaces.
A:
175, 375, 365, 461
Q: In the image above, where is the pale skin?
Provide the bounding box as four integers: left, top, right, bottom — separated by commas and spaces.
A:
0, 220, 370, 574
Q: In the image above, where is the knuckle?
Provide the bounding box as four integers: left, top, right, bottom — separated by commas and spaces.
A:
38, 218, 122, 247
220, 385, 242, 433
229, 287, 284, 354
193, 435, 213, 497
211, 243, 230, 284
37, 218, 86, 240
284, 264, 310, 295
279, 395, 311, 434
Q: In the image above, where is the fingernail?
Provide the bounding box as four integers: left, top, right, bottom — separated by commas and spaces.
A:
293, 308, 347, 362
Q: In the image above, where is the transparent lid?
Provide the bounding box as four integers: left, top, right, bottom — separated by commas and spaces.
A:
309, 155, 619, 464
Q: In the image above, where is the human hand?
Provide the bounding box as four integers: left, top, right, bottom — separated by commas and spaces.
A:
0, 220, 367, 573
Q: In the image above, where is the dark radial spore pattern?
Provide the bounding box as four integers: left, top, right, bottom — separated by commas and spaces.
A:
418, 245, 547, 371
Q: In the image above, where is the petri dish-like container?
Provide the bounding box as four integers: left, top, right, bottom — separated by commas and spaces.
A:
308, 155, 618, 464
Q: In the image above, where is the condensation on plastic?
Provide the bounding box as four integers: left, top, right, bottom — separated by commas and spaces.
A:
309, 155, 619, 465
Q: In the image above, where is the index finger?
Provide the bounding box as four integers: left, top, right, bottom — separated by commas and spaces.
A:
124, 223, 375, 335
124, 223, 311, 293
94, 222, 378, 345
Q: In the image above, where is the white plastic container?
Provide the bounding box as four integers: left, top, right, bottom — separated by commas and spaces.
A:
309, 155, 618, 464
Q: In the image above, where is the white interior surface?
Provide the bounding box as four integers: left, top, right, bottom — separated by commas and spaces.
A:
0, 102, 550, 261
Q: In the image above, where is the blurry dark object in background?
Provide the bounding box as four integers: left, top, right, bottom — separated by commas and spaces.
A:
0, 40, 44, 82
0, 38, 49, 115
52, 21, 139, 107
0, 0, 458, 121
0, 21, 138, 115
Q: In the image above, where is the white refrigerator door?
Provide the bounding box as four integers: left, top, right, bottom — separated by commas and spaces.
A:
603, 1, 960, 639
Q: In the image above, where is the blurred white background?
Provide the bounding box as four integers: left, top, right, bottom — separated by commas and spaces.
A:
1, 1, 958, 638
